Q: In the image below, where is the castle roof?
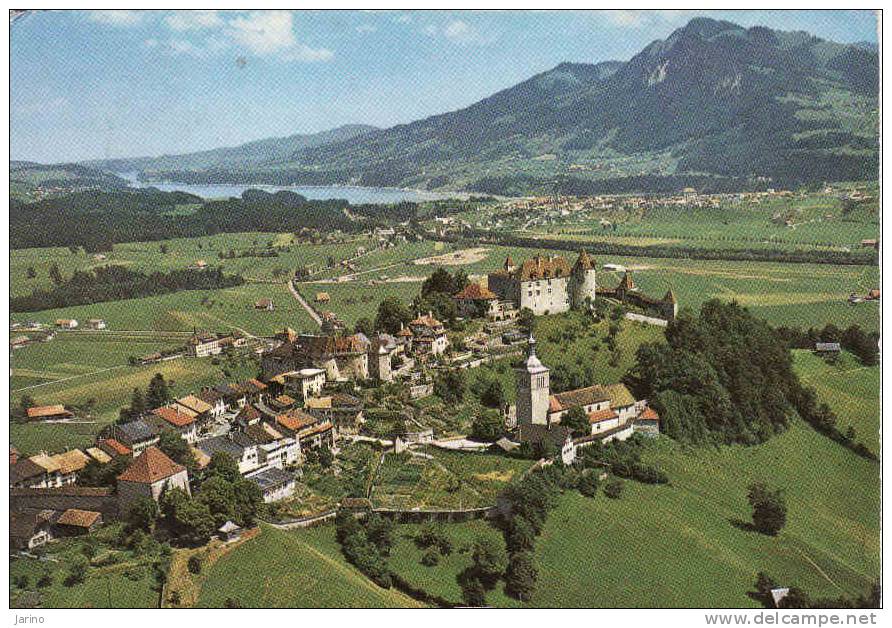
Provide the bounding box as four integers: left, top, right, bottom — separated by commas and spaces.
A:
517, 255, 571, 281
573, 249, 596, 272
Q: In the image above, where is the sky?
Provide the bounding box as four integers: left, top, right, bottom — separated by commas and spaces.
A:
10, 9, 879, 163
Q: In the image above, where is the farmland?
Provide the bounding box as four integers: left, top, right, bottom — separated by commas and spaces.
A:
195, 525, 423, 608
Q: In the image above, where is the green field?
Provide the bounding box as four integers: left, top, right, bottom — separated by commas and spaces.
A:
9, 335, 258, 455
371, 448, 533, 510
792, 349, 880, 455
13, 282, 316, 336
10, 524, 160, 609
195, 524, 423, 608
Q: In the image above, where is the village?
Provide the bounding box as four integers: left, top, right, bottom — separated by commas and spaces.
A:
9, 249, 673, 552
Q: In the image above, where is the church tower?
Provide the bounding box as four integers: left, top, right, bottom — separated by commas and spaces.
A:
515, 335, 550, 427
570, 249, 598, 310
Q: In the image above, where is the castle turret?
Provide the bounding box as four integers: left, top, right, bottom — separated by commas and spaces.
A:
515, 335, 550, 427
570, 249, 598, 310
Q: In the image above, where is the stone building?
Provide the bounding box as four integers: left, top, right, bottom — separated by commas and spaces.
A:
487, 250, 598, 316
116, 446, 190, 512
262, 333, 369, 381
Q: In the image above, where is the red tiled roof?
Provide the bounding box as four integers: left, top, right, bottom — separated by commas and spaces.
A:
588, 409, 619, 424
152, 406, 195, 427
550, 386, 611, 412
26, 405, 72, 419
56, 508, 101, 528
639, 407, 660, 422
517, 255, 570, 281
100, 439, 132, 457
454, 283, 498, 300
410, 314, 443, 328
275, 409, 318, 432
117, 446, 185, 484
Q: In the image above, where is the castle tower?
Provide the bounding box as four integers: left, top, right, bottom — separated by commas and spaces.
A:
570, 249, 598, 310
515, 335, 550, 427
616, 271, 636, 301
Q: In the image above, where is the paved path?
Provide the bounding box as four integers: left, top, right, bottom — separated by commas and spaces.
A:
11, 363, 132, 392
287, 279, 322, 327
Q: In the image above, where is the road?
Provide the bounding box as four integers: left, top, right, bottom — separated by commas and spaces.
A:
287, 279, 322, 327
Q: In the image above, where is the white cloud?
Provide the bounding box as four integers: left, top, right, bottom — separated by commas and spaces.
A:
433, 19, 493, 45
224, 10, 332, 61
165, 10, 224, 31
598, 10, 697, 28
87, 10, 143, 26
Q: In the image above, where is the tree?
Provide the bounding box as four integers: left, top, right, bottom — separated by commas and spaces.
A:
470, 537, 507, 589
517, 308, 535, 334
158, 430, 195, 473
421, 548, 440, 566
479, 379, 505, 408
64, 556, 88, 586
471, 409, 504, 442
577, 470, 600, 498
374, 296, 412, 334
232, 479, 263, 527
365, 514, 395, 556
197, 475, 237, 526
49, 262, 63, 286
604, 478, 624, 499
126, 496, 159, 533
172, 498, 216, 545
434, 369, 466, 405
206, 451, 241, 483
354, 317, 375, 336
26, 266, 36, 279
459, 573, 487, 607
748, 482, 787, 536
159, 243, 168, 254
146, 373, 171, 408
504, 551, 538, 601
187, 555, 202, 574
504, 517, 536, 554
562, 406, 590, 438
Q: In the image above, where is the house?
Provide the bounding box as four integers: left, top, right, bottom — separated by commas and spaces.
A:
368, 333, 398, 382
51, 449, 90, 485
860, 239, 879, 250
55, 509, 102, 536
26, 405, 73, 422
235, 403, 263, 428
85, 447, 112, 465
815, 342, 841, 355
10, 335, 30, 350
770, 588, 791, 608
186, 332, 235, 357
27, 453, 63, 487
10, 458, 57, 489
269, 394, 297, 412
85, 319, 107, 330
117, 446, 191, 511
55, 319, 78, 329
268, 368, 327, 401
197, 433, 261, 475
315, 292, 331, 304
866, 289, 881, 301
196, 388, 227, 419
408, 312, 450, 357
148, 407, 198, 443
254, 298, 274, 311
113, 420, 160, 457
10, 509, 56, 550
635, 406, 661, 435
171, 394, 214, 427
305, 393, 365, 433
268, 408, 335, 451
218, 520, 243, 541
247, 467, 296, 503
98, 438, 132, 459
453, 283, 503, 320
244, 423, 300, 469
262, 333, 370, 381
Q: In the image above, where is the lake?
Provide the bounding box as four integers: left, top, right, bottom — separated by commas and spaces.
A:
118, 172, 457, 204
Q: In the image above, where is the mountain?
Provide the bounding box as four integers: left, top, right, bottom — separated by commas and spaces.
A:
89, 18, 878, 194
85, 124, 378, 174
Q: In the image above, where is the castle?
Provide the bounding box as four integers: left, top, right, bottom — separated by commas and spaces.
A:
487, 250, 598, 315
487, 250, 677, 321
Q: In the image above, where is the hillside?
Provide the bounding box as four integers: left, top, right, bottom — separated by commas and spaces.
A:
113, 18, 877, 195
10, 161, 128, 200
86, 124, 377, 174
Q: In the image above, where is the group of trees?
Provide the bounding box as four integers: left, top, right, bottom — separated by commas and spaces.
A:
118, 373, 172, 423
10, 264, 244, 312
747, 482, 787, 536
753, 572, 880, 609
334, 510, 395, 589
10, 188, 368, 251
156, 452, 263, 546
776, 322, 879, 366
578, 436, 669, 486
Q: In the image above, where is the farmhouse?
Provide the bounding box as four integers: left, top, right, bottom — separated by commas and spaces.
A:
85, 318, 107, 330
254, 298, 274, 311
26, 404, 73, 422
315, 292, 331, 303
10, 509, 56, 550
186, 332, 237, 357
116, 446, 191, 511
111, 420, 160, 457
197, 432, 261, 475
55, 508, 103, 536
55, 319, 78, 329
815, 342, 841, 356
98, 438, 132, 459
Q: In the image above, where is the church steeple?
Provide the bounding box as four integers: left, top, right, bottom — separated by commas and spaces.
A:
516, 334, 550, 426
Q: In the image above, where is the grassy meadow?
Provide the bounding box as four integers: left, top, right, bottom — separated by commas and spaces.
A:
195, 525, 423, 608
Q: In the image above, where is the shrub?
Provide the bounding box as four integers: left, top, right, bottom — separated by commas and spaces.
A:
604, 479, 625, 499
748, 482, 787, 536
577, 470, 600, 498
504, 551, 538, 601
187, 555, 202, 575
421, 548, 440, 567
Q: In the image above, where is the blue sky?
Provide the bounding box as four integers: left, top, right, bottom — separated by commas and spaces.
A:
10, 10, 878, 163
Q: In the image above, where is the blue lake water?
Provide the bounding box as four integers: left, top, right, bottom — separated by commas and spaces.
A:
119, 172, 455, 204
